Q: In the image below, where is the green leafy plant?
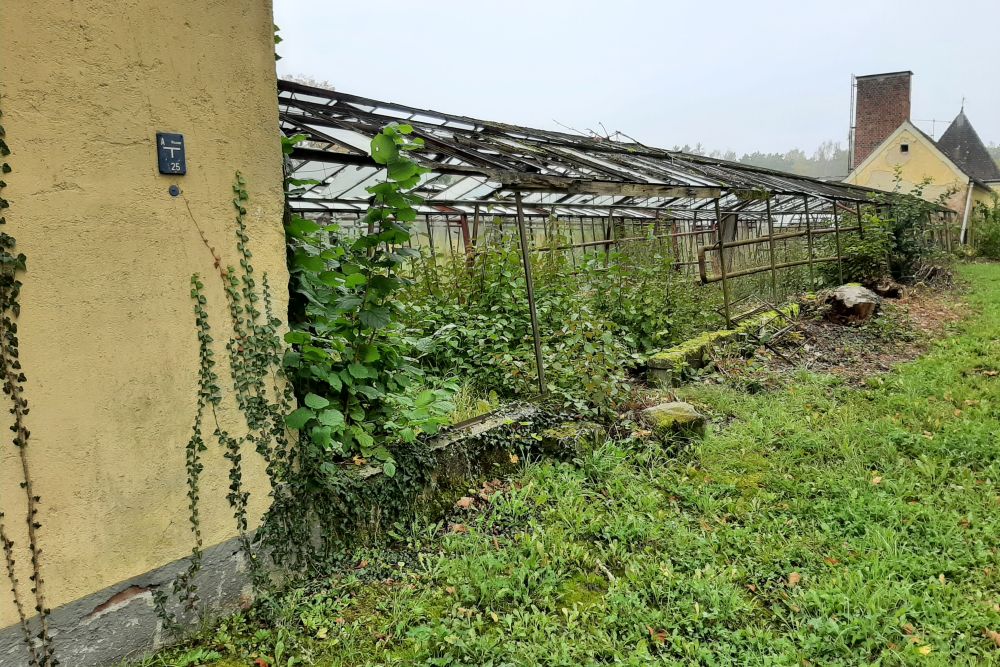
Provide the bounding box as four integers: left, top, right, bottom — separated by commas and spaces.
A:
281, 124, 454, 478
820, 212, 893, 285
874, 172, 955, 281
972, 193, 1000, 260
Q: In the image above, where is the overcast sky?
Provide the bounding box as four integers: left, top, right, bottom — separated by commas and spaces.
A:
274, 0, 999, 156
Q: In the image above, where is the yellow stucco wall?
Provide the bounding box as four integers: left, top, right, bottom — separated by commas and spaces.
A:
0, 0, 285, 627
845, 125, 972, 213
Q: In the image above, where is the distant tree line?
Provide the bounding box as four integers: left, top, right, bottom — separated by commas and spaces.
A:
673, 141, 850, 180
673, 140, 1000, 180
988, 143, 1000, 169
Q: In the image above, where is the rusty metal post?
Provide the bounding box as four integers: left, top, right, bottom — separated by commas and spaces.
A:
458, 213, 475, 268
764, 196, 779, 304
471, 204, 481, 250
514, 191, 546, 395
832, 200, 844, 284
603, 208, 614, 267
714, 198, 732, 326
802, 195, 815, 287
424, 214, 436, 258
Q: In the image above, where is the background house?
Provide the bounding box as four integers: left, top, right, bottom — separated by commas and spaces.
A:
844, 71, 1000, 239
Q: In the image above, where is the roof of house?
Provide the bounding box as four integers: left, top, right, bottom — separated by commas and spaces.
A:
935, 110, 1000, 182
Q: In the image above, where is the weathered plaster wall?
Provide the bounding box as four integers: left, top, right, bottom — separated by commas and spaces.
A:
846, 126, 970, 213
0, 0, 284, 636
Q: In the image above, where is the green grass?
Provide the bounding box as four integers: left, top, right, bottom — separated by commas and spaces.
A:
143, 264, 1000, 666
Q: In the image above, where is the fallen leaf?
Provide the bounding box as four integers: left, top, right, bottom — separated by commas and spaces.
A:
509, 453, 520, 464
255, 660, 268, 667
316, 626, 329, 640
953, 409, 962, 417
746, 583, 757, 593
335, 616, 345, 625
982, 370, 998, 377
917, 645, 933, 655
824, 557, 840, 566
788, 572, 802, 587
455, 496, 475, 510
647, 626, 668, 644
449, 523, 468, 534
922, 432, 934, 440
984, 628, 1000, 648
902, 623, 916, 635
355, 559, 368, 569
445, 586, 456, 595
871, 475, 883, 485
490, 611, 499, 622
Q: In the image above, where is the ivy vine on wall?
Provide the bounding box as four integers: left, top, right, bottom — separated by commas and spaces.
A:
0, 109, 56, 665
154, 173, 292, 626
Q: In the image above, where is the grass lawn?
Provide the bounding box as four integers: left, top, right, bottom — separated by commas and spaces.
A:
146, 264, 1000, 666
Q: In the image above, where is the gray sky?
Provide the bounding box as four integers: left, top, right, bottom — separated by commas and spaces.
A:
274, 0, 999, 155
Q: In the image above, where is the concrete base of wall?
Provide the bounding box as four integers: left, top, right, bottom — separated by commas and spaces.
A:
0, 537, 249, 667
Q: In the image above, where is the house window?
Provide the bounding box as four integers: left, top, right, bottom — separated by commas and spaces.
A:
900, 143, 909, 153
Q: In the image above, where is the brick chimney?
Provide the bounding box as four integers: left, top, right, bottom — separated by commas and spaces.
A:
851, 71, 912, 169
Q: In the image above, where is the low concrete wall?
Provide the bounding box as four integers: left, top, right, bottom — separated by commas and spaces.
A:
0, 538, 248, 667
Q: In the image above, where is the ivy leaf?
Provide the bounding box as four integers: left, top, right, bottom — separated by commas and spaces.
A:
382, 461, 397, 478
285, 407, 314, 430
304, 393, 330, 409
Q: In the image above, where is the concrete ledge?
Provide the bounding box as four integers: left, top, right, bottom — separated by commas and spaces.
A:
0, 537, 249, 667
647, 305, 798, 386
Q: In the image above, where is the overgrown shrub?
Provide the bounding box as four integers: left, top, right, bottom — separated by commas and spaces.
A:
587, 239, 720, 351
876, 176, 953, 282
972, 194, 1000, 260
820, 213, 893, 285
402, 225, 641, 416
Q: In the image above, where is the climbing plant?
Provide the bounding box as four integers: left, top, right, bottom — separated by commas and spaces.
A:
281, 124, 454, 477
0, 109, 55, 665
155, 172, 293, 627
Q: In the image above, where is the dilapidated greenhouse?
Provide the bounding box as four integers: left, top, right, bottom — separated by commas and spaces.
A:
278, 79, 954, 392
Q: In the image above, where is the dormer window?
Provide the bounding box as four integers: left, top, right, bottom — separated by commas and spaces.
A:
900, 143, 909, 153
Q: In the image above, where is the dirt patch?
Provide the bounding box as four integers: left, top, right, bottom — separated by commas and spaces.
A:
706, 285, 966, 387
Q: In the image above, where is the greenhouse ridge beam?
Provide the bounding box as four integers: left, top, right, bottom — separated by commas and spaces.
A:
277, 79, 886, 215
